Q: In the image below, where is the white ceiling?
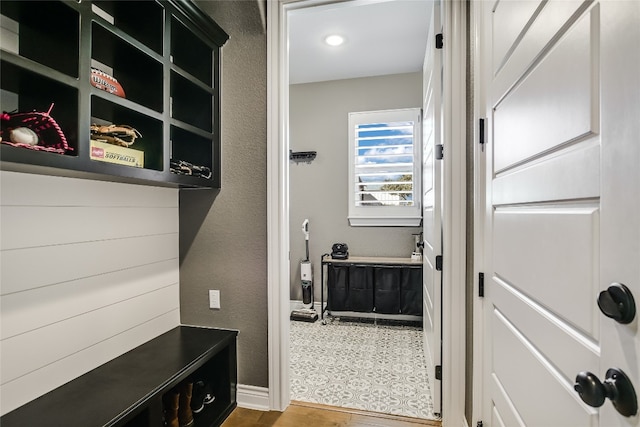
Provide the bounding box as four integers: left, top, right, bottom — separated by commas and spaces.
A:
288, 0, 432, 85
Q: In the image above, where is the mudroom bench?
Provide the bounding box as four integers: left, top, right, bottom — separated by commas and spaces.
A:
0, 326, 238, 427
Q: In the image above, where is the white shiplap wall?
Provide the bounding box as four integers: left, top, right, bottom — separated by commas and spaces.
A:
0, 171, 181, 415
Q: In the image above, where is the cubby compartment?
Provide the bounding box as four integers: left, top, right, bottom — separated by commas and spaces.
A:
91, 96, 163, 171
171, 126, 213, 171
189, 345, 235, 427
0, 1, 79, 78
171, 71, 213, 132
171, 16, 213, 85
92, 0, 164, 55
1, 60, 78, 154
92, 23, 164, 112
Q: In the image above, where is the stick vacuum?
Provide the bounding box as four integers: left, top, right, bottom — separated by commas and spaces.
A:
290, 219, 319, 322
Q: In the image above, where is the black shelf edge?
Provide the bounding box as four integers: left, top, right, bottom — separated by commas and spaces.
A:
90, 87, 165, 120
166, 0, 230, 48
167, 172, 215, 188
170, 63, 216, 94
0, 50, 79, 89
1, 159, 177, 189
170, 118, 215, 139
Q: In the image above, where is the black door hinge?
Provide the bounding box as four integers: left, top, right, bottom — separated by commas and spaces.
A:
435, 255, 443, 271
436, 33, 443, 49
479, 272, 485, 297
479, 118, 486, 151
435, 365, 442, 380
435, 144, 444, 160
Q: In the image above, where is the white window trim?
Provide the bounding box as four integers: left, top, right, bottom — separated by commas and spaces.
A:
348, 108, 422, 227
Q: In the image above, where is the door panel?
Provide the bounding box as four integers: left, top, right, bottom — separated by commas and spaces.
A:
492, 277, 599, 381
598, 1, 640, 423
492, 0, 543, 75
493, 11, 595, 172
422, 0, 442, 415
490, 0, 590, 113
493, 207, 599, 334
492, 143, 599, 205
492, 311, 596, 426
482, 1, 640, 425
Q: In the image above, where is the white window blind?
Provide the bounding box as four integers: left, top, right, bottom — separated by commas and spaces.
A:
348, 108, 422, 227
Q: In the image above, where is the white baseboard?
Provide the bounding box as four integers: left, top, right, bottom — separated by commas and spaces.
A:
237, 384, 270, 411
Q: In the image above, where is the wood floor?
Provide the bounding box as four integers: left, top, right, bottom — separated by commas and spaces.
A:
221, 401, 442, 427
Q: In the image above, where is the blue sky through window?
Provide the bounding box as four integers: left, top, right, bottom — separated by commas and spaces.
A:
354, 121, 415, 205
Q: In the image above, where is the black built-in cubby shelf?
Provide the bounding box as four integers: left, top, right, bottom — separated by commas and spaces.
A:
0, 0, 228, 188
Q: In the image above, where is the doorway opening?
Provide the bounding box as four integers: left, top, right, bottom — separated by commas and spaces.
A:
284, 0, 437, 421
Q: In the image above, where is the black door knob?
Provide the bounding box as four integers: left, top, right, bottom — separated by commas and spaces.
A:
574, 368, 638, 417
598, 283, 636, 324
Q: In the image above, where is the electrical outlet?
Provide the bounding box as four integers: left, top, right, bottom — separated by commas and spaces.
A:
209, 290, 220, 309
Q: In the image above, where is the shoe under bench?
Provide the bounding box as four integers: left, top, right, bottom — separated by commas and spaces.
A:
0, 326, 238, 427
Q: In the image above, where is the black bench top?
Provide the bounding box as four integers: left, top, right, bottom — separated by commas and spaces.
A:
0, 326, 238, 427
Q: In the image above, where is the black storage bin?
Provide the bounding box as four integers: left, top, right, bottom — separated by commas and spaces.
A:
327, 264, 349, 311
374, 266, 401, 314
348, 265, 374, 312
401, 266, 422, 315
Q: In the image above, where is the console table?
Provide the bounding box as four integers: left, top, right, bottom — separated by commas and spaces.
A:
320, 255, 423, 322
0, 326, 238, 427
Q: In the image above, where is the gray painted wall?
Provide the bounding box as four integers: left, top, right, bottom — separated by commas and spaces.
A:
180, 0, 268, 388
289, 73, 423, 302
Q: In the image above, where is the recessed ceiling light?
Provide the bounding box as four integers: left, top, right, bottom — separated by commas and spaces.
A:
324, 35, 345, 46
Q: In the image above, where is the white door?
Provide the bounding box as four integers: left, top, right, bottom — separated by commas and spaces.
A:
481, 1, 640, 426
422, 0, 442, 416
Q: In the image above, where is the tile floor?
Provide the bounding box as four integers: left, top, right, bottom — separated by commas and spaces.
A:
289, 317, 436, 420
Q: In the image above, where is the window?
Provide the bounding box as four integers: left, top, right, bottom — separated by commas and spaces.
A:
348, 108, 422, 226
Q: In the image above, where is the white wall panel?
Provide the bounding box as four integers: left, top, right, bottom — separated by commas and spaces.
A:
1, 171, 177, 208
493, 207, 599, 335
0, 310, 179, 414
1, 234, 178, 294
1, 285, 178, 384
1, 259, 178, 339
0, 172, 180, 415
1, 206, 178, 250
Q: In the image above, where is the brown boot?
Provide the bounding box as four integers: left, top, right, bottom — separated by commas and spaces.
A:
162, 388, 180, 427
178, 381, 194, 427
